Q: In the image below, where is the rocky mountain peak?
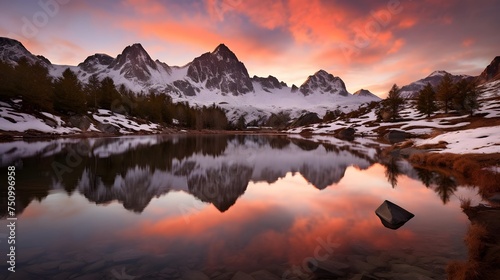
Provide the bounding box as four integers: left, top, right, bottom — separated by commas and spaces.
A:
108, 43, 161, 82
428, 70, 449, 77
78, 53, 114, 73
0, 37, 45, 65
252, 75, 287, 91
299, 70, 348, 96
187, 44, 253, 96
477, 56, 500, 84
212, 43, 238, 61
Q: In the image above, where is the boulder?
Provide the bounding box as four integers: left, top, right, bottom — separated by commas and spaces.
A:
383, 130, 409, 143
97, 123, 119, 134
336, 127, 356, 140
375, 200, 414, 230
288, 112, 321, 128
69, 116, 92, 131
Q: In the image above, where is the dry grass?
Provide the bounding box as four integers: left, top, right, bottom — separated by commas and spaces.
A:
465, 224, 489, 259
446, 223, 489, 280
446, 260, 480, 280
460, 197, 473, 211
409, 152, 500, 197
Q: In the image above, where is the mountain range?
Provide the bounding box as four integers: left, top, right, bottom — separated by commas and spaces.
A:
1, 37, 499, 124
0, 37, 379, 123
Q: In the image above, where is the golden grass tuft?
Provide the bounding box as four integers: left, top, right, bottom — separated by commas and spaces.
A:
453, 158, 481, 178
446, 260, 480, 280
465, 223, 489, 260
460, 197, 473, 211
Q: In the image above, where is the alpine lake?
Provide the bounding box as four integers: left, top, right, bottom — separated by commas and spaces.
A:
0, 134, 481, 280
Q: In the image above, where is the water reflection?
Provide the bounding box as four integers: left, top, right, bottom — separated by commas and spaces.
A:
0, 135, 478, 279
0, 135, 380, 216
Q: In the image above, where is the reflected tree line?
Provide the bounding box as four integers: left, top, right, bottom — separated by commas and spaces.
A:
0, 135, 463, 218
381, 156, 458, 204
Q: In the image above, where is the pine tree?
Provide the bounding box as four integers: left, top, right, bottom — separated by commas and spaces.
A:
377, 84, 404, 122
13, 57, 53, 111
416, 83, 438, 118
436, 73, 454, 114
54, 68, 86, 114
0, 60, 15, 98
453, 79, 480, 116
84, 74, 101, 112
98, 77, 120, 110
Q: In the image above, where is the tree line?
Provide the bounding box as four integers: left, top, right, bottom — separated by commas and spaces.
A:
377, 73, 479, 122
0, 58, 228, 129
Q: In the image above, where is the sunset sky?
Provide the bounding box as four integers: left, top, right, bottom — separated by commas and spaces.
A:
1, 0, 499, 97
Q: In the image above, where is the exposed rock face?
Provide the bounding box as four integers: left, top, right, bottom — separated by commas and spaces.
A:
0, 37, 46, 65
108, 43, 168, 82
288, 112, 321, 128
187, 44, 253, 96
68, 116, 92, 131
477, 56, 500, 84
78, 53, 114, 73
173, 80, 197, 96
299, 70, 348, 96
252, 75, 286, 91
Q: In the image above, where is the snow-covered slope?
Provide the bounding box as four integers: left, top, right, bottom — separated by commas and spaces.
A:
288, 79, 500, 155
0, 37, 380, 124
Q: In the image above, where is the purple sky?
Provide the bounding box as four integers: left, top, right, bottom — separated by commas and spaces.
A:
1, 0, 499, 97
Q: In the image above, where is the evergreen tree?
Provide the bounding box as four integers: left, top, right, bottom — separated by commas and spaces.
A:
98, 77, 120, 110
377, 84, 404, 122
236, 115, 246, 130
416, 83, 438, 118
54, 68, 86, 114
84, 74, 101, 112
453, 79, 480, 116
13, 57, 53, 111
0, 60, 15, 98
436, 73, 454, 114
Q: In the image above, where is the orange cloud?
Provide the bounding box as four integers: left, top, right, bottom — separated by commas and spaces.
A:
398, 18, 417, 29
462, 38, 475, 47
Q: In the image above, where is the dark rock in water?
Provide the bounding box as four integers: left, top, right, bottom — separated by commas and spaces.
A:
97, 123, 119, 134
375, 200, 414, 230
487, 193, 500, 205
335, 127, 356, 140
383, 130, 409, 144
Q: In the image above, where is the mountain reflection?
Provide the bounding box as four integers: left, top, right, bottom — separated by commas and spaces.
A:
1, 135, 388, 215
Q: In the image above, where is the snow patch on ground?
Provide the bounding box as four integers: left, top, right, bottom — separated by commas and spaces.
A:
414, 127, 500, 154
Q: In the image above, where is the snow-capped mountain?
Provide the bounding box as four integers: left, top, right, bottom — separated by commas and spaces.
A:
399, 70, 472, 99
0, 36, 380, 123
299, 70, 348, 96
353, 89, 378, 99
477, 56, 500, 84
187, 44, 253, 96
0, 37, 49, 66
78, 53, 114, 73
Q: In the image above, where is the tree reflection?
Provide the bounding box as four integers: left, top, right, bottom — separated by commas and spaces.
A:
383, 157, 401, 188
434, 174, 457, 204
415, 167, 435, 188
0, 135, 382, 215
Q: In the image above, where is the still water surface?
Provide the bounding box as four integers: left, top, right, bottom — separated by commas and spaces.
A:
0, 135, 478, 279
